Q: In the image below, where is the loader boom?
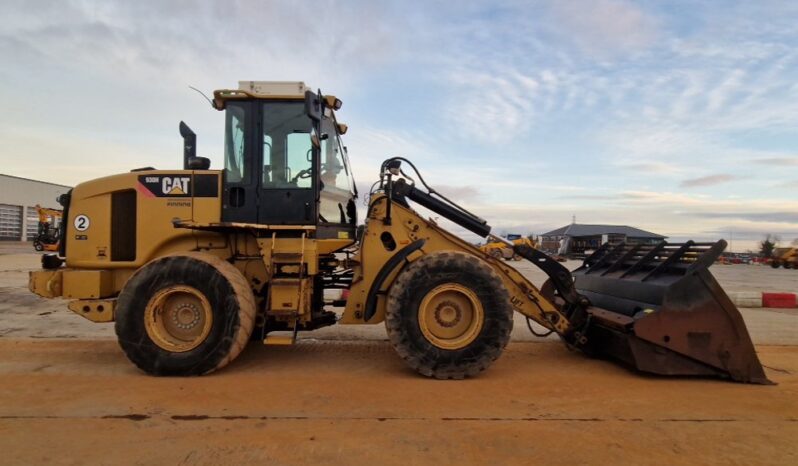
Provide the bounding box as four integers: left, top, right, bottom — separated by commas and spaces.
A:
347, 158, 770, 383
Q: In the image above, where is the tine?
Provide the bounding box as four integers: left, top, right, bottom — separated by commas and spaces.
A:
585, 242, 627, 274
642, 241, 694, 282
687, 239, 728, 273
584, 242, 613, 267
601, 243, 643, 276
620, 241, 667, 278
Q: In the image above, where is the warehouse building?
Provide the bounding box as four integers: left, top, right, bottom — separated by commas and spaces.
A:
540, 223, 666, 257
0, 174, 71, 242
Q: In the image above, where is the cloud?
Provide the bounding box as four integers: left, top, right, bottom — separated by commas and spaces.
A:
680, 174, 737, 188
545, 0, 659, 55
0, 0, 796, 254
615, 161, 684, 175
773, 181, 798, 190
754, 157, 798, 166
430, 185, 480, 203
689, 211, 798, 224
558, 194, 618, 201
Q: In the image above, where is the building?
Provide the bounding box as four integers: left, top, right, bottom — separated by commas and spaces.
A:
0, 174, 71, 242
540, 223, 666, 256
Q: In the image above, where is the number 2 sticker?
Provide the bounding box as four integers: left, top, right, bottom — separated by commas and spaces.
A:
74, 215, 90, 231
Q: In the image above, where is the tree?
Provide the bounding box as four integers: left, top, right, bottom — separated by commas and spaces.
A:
760, 235, 777, 258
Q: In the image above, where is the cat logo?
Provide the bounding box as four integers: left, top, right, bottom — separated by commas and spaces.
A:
137, 174, 217, 198
162, 177, 190, 195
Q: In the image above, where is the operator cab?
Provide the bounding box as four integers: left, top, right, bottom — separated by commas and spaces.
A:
213, 81, 357, 239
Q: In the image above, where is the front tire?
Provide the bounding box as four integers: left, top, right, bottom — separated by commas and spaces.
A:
115, 252, 256, 376
385, 251, 513, 379
33, 240, 43, 252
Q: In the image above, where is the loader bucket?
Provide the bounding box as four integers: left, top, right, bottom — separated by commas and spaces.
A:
570, 240, 771, 384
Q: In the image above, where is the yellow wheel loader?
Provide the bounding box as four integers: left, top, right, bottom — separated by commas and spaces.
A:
770, 247, 797, 269
29, 81, 770, 383
480, 234, 534, 261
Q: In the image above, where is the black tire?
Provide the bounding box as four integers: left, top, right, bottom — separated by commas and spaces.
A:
33, 240, 43, 252
115, 252, 256, 376
771, 261, 780, 268
385, 251, 513, 379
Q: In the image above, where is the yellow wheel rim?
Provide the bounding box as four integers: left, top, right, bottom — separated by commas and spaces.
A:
418, 283, 484, 350
144, 285, 213, 352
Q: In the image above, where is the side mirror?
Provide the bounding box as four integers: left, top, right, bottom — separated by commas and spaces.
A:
337, 123, 348, 135
385, 159, 402, 175
305, 90, 322, 122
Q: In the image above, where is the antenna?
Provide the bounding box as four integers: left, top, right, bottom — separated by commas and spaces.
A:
188, 85, 214, 108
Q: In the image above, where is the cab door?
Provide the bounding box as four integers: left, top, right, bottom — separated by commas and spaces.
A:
221, 101, 259, 223
258, 102, 317, 225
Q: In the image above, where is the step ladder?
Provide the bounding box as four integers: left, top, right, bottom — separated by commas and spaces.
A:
262, 232, 309, 346
263, 319, 299, 345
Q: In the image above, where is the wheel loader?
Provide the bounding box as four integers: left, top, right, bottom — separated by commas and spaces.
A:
480, 234, 533, 261
29, 81, 770, 383
770, 247, 797, 269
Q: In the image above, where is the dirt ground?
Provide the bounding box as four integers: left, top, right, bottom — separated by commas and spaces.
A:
0, 340, 796, 465
1, 242, 797, 465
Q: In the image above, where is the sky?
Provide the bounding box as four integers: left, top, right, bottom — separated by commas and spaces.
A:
0, 0, 796, 251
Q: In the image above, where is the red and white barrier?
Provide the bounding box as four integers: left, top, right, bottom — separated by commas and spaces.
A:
762, 292, 797, 308
727, 291, 798, 309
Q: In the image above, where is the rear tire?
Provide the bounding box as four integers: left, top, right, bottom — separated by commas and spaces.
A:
115, 252, 256, 376
33, 240, 43, 252
385, 251, 513, 379
771, 261, 781, 268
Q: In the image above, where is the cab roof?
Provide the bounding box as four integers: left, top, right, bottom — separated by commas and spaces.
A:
213, 81, 310, 109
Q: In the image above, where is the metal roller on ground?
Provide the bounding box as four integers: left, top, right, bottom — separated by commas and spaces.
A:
27, 81, 770, 384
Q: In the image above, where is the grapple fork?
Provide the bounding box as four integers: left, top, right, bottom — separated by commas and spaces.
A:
569, 240, 771, 384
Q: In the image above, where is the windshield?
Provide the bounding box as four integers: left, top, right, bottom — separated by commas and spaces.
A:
319, 116, 356, 224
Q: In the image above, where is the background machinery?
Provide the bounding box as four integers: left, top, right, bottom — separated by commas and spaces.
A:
33, 205, 62, 252
480, 234, 534, 261
770, 247, 797, 269
29, 81, 769, 383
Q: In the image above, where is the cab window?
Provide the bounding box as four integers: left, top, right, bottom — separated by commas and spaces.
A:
224, 103, 248, 183
262, 102, 312, 189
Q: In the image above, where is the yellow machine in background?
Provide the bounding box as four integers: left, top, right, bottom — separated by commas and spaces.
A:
33, 205, 62, 252
771, 247, 798, 269
28, 81, 769, 383
480, 234, 535, 260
